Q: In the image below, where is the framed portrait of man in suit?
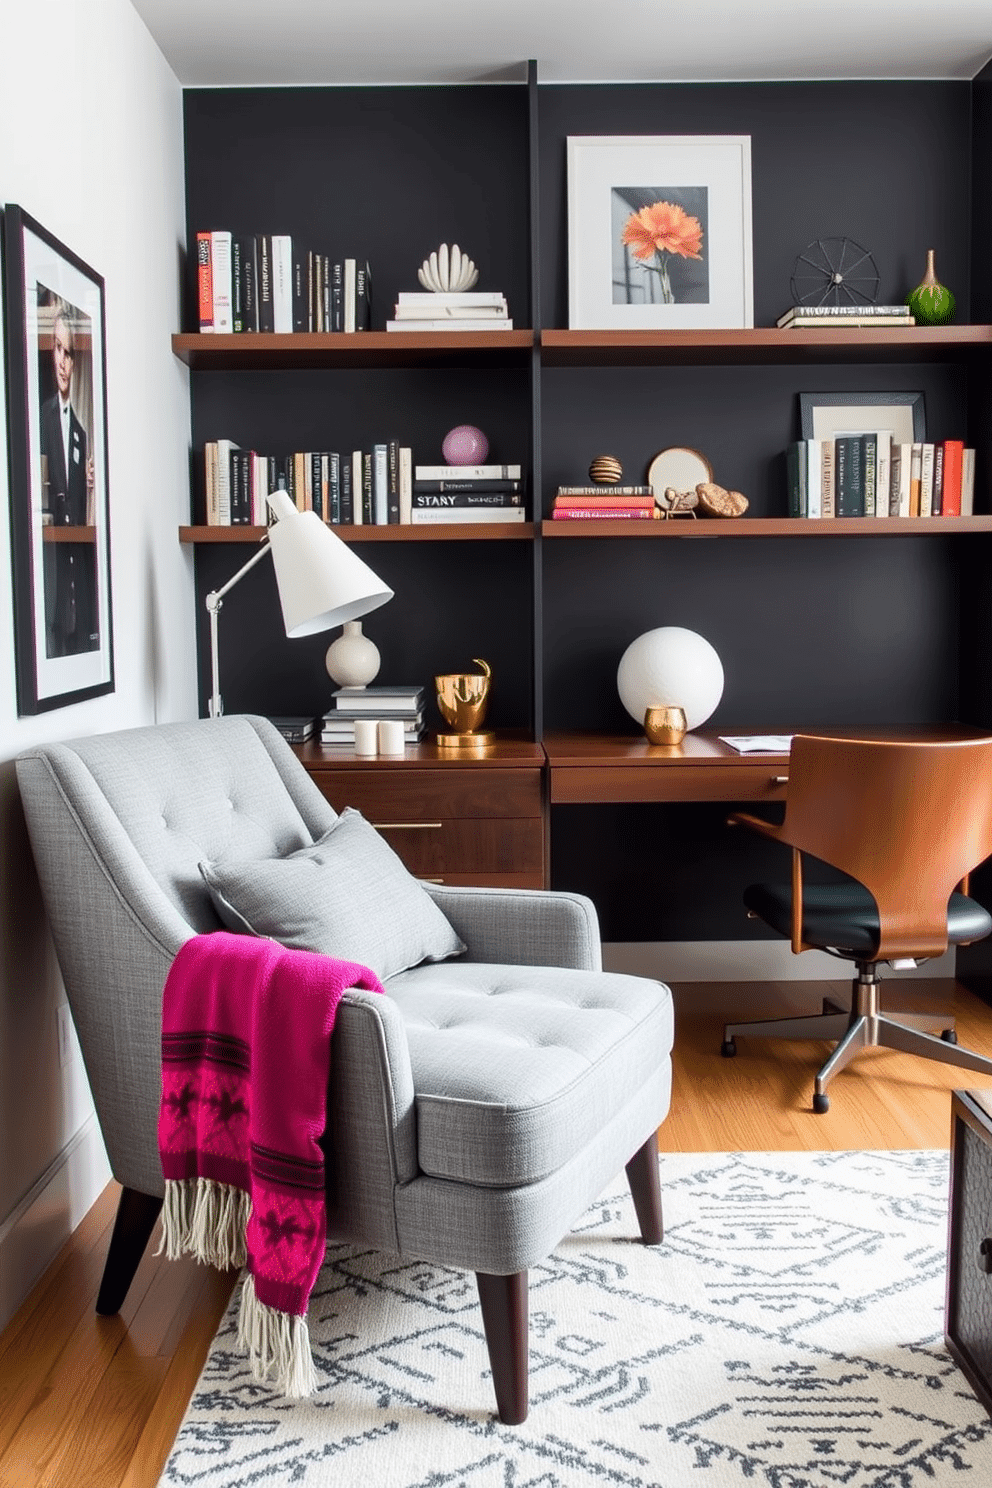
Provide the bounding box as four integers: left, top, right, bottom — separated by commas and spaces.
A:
2, 204, 114, 713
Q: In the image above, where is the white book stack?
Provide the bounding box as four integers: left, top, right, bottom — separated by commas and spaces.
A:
386, 291, 513, 332
321, 685, 426, 746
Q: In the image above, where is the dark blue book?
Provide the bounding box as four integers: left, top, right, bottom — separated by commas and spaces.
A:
834, 435, 864, 517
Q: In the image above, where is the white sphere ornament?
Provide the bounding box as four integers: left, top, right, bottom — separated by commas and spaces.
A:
617, 626, 724, 732
417, 243, 479, 293
325, 620, 381, 688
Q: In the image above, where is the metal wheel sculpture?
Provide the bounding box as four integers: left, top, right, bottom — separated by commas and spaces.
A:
790, 237, 880, 308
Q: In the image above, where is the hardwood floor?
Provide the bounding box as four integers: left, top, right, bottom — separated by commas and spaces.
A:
2, 975, 990, 1486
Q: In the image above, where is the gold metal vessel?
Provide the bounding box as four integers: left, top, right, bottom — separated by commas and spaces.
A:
644, 705, 687, 746
435, 658, 494, 747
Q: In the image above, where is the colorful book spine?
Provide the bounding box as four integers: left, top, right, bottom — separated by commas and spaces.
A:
942, 440, 964, 516
196, 232, 213, 332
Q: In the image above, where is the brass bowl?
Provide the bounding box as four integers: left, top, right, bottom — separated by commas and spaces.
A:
435, 658, 493, 746
644, 705, 686, 746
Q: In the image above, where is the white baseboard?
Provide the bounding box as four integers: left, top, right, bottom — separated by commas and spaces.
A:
0, 1116, 111, 1335
602, 940, 957, 983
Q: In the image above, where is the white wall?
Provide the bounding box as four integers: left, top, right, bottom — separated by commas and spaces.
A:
0, 0, 193, 1328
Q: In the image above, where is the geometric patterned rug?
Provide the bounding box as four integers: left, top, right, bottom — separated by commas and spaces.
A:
158, 1149, 992, 1487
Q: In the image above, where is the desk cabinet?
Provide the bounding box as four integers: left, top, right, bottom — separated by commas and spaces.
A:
297, 740, 547, 889
946, 1089, 992, 1417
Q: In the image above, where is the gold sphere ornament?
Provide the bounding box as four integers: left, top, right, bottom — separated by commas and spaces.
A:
589, 455, 623, 485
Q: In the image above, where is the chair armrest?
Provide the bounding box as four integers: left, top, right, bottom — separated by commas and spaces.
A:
727, 810, 786, 841
422, 884, 602, 971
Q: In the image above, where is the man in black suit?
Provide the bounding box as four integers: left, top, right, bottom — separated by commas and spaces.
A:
39, 307, 98, 656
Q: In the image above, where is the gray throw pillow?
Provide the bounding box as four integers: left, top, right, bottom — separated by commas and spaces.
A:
199, 807, 465, 982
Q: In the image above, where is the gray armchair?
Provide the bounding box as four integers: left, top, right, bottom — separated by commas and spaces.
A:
16, 715, 673, 1423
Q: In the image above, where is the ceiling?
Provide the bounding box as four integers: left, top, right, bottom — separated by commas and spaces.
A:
129, 0, 992, 88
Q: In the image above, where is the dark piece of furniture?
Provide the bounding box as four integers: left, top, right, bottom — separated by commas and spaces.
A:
946, 1089, 992, 1418
720, 733, 992, 1111
297, 737, 547, 887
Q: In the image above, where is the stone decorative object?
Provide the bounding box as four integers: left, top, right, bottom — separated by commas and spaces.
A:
589, 455, 623, 484
325, 620, 381, 688
696, 482, 749, 518
417, 244, 479, 294
617, 626, 724, 733
906, 249, 955, 326
442, 424, 489, 466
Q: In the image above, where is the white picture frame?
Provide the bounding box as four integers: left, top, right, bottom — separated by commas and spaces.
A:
567, 135, 753, 331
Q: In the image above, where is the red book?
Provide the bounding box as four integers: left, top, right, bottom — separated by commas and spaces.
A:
941, 440, 964, 516
552, 506, 654, 519
552, 495, 656, 509
196, 232, 214, 332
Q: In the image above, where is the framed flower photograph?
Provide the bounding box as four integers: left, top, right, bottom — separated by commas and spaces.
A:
567, 135, 753, 330
2, 204, 114, 713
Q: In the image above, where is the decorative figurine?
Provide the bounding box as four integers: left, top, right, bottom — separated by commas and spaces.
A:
418, 244, 479, 293
589, 455, 623, 484
442, 424, 489, 465
906, 250, 955, 326
696, 482, 749, 518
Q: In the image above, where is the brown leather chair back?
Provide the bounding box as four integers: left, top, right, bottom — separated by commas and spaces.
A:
779, 734, 992, 960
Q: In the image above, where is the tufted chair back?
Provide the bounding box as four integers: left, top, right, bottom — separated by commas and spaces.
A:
16, 716, 338, 1193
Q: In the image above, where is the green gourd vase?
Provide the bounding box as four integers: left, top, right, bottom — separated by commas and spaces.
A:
906, 249, 955, 326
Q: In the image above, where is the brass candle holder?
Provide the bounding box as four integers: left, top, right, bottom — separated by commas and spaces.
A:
644, 705, 687, 746
435, 659, 494, 747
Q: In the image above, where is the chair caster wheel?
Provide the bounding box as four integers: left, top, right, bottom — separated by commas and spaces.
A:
812, 1092, 829, 1114
941, 1028, 958, 1044
721, 1039, 737, 1058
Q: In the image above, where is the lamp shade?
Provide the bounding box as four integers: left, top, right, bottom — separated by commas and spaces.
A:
617, 626, 724, 731
267, 487, 393, 637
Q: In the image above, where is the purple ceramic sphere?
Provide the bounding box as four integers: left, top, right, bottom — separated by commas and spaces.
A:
442, 424, 489, 466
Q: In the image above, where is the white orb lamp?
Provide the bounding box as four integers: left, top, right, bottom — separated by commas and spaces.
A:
617, 626, 724, 733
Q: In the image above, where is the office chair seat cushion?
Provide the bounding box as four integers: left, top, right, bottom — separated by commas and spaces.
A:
384, 960, 674, 1187
199, 807, 466, 982
743, 880, 992, 958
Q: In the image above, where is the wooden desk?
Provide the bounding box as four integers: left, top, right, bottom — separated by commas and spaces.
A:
296, 737, 547, 887
544, 731, 791, 805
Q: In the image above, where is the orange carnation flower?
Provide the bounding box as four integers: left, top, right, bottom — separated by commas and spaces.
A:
622, 201, 704, 261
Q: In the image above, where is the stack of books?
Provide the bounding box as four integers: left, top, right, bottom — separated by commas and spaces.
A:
267, 715, 319, 744
196, 230, 371, 333
321, 685, 426, 746
202, 440, 413, 525
786, 436, 975, 518
386, 291, 513, 332
776, 304, 915, 329
551, 485, 657, 521
411, 463, 526, 524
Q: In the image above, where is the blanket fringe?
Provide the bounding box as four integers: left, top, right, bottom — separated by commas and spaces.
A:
155, 1178, 250, 1270
238, 1271, 317, 1398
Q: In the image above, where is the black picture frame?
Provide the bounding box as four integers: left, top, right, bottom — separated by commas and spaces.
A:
799, 390, 926, 443
2, 204, 114, 714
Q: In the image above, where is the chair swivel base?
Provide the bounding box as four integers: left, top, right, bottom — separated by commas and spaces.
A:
721, 966, 992, 1112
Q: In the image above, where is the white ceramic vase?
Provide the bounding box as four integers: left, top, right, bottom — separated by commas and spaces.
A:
325, 620, 381, 688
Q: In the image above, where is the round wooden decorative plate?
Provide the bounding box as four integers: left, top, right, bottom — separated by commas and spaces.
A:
647, 447, 712, 499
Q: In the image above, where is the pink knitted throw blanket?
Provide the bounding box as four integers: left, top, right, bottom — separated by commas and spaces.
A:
157, 931, 384, 1395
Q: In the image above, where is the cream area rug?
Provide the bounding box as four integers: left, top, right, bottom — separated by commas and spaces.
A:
158, 1149, 992, 1487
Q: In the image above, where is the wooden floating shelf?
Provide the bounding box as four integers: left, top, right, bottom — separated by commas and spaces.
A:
171, 330, 534, 370
42, 525, 97, 543
541, 516, 992, 538
540, 325, 992, 367
180, 523, 535, 543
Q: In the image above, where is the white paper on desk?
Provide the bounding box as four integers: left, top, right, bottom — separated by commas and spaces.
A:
719, 735, 794, 754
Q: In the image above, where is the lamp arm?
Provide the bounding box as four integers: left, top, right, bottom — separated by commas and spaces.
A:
205, 537, 272, 718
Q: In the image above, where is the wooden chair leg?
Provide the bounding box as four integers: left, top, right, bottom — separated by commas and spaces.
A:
95, 1186, 163, 1315
476, 1269, 528, 1424
626, 1133, 664, 1244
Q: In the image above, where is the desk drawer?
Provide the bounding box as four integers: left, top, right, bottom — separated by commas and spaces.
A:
375, 817, 544, 877
551, 764, 788, 805
308, 767, 542, 821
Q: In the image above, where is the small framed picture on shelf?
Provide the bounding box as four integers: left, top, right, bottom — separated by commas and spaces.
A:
799, 391, 926, 444
566, 134, 753, 331
1, 204, 114, 713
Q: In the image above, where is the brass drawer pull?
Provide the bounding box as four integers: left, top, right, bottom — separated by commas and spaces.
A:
419, 877, 445, 884
372, 821, 443, 830
771, 776, 789, 785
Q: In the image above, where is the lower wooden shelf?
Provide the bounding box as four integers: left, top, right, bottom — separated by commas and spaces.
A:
542, 516, 992, 538
180, 523, 534, 543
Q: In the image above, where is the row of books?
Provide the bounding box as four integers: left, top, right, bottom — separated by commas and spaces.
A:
321, 685, 426, 745
202, 444, 528, 526
196, 230, 371, 334
386, 290, 513, 333
550, 484, 657, 520
786, 437, 976, 518
776, 304, 915, 329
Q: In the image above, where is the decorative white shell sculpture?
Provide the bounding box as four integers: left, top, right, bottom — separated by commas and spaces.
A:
417, 243, 479, 293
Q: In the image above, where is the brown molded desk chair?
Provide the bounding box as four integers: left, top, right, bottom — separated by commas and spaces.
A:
720, 734, 992, 1112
